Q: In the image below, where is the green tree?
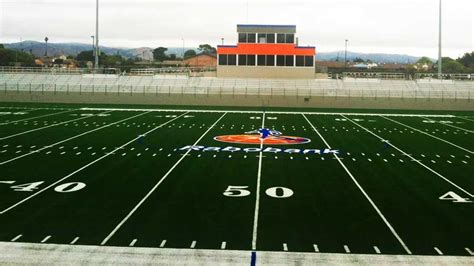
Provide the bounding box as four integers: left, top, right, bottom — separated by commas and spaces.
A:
198, 44, 216, 54
168, 54, 177, 60
353, 57, 364, 63
416, 56, 433, 65
457, 52, 474, 69
0, 44, 4, 49
0, 47, 35, 66
184, 49, 196, 59
76, 50, 95, 62
443, 60, 467, 73
153, 47, 168, 61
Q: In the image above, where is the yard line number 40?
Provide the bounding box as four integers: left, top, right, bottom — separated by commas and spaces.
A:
223, 185, 294, 198
0, 181, 85, 193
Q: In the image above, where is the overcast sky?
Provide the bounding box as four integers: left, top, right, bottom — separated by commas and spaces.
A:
0, 0, 473, 58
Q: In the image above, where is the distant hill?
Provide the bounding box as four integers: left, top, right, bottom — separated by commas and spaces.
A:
4, 41, 425, 64
4, 41, 196, 60
315, 51, 424, 64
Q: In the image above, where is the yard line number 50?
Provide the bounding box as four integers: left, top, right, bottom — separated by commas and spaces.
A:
223, 185, 294, 198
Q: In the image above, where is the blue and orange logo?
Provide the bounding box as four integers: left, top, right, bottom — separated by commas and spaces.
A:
214, 128, 311, 145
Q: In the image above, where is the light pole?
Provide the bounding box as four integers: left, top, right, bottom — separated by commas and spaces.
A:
94, 0, 99, 69
182, 38, 185, 64
44, 37, 49, 57
91, 35, 95, 56
437, 0, 442, 79
344, 39, 348, 73
221, 38, 224, 45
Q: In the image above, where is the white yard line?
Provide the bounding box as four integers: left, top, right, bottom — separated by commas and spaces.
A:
0, 113, 189, 215
342, 115, 474, 198
456, 116, 474, 123
0, 111, 113, 141
421, 116, 474, 133
0, 109, 77, 125
252, 111, 265, 251
302, 114, 412, 255
80, 107, 455, 118
380, 116, 473, 154
0, 111, 151, 166
100, 112, 227, 246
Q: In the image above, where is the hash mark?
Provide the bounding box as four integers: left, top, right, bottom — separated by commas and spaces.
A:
344, 245, 350, 253
159, 240, 167, 248
283, 243, 288, 251
434, 247, 443, 255
313, 244, 319, 252
129, 239, 137, 247
221, 241, 227, 249
70, 237, 79, 245
190, 240, 197, 249
374, 246, 381, 254
41, 235, 51, 243
11, 234, 22, 242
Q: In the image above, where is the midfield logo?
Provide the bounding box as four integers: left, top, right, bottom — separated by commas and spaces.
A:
179, 128, 339, 155
214, 128, 311, 145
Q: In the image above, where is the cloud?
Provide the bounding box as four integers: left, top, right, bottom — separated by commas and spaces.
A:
0, 0, 472, 57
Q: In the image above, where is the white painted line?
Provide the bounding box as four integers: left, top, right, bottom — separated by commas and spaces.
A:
221, 241, 226, 250
313, 244, 319, 252
80, 107, 455, 118
190, 241, 196, 249
434, 247, 443, 255
344, 245, 351, 253
0, 109, 77, 126
159, 240, 167, 248
252, 112, 266, 251
0, 111, 151, 166
283, 243, 288, 251
423, 116, 474, 133
11, 234, 22, 242
41, 235, 51, 243
374, 246, 381, 254
456, 116, 474, 123
0, 181, 15, 184
381, 116, 473, 154
70, 237, 79, 245
303, 114, 412, 255
129, 239, 138, 247
465, 247, 474, 255
344, 115, 474, 198
0, 111, 112, 141
100, 113, 227, 246
0, 113, 188, 215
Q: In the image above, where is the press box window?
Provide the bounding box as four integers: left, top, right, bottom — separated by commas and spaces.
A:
258, 34, 266, 43
238, 55, 247, 66
219, 55, 228, 65
228, 55, 237, 65
296, 56, 305, 67
276, 55, 285, 66
277, 34, 286, 44
257, 55, 266, 66
285, 55, 294, 66
266, 34, 275, 43
305, 56, 314, 67
238, 33, 247, 43
247, 33, 256, 43
247, 54, 256, 66
266, 55, 275, 66
286, 34, 294, 44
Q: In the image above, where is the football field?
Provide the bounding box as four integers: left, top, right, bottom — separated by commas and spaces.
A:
0, 103, 473, 260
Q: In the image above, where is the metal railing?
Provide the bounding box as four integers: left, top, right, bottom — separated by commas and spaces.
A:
1, 77, 472, 100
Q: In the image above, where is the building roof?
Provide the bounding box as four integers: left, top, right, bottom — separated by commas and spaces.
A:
237, 24, 296, 34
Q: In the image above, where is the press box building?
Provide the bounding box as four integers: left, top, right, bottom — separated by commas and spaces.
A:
217, 24, 316, 79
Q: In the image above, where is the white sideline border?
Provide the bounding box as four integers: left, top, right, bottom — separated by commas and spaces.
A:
80, 107, 457, 118
0, 242, 473, 265
0, 109, 77, 125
